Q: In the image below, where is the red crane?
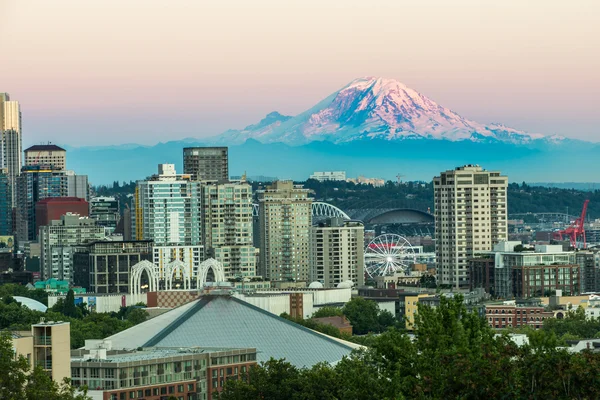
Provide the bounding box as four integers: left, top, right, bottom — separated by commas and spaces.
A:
554, 200, 589, 249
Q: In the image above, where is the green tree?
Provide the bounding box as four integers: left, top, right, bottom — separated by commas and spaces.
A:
311, 306, 343, 318
62, 290, 78, 318
342, 297, 380, 335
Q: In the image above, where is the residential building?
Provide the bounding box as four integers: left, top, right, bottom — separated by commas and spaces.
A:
309, 171, 346, 182
73, 240, 153, 293
102, 293, 359, 368
404, 293, 432, 330
202, 180, 256, 279
39, 213, 106, 281
346, 176, 385, 187
495, 246, 579, 298
134, 164, 201, 246
66, 171, 89, 200
0, 168, 12, 235
468, 255, 495, 296
257, 181, 312, 281
35, 197, 89, 235
576, 251, 599, 293
485, 301, 553, 329
90, 197, 120, 234
71, 341, 257, 400
183, 147, 229, 181
0, 93, 22, 206
24, 144, 66, 170
16, 165, 68, 242
11, 321, 71, 383
310, 218, 365, 288
433, 165, 508, 288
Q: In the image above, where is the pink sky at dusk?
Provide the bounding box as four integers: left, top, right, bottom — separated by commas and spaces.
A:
1, 0, 599, 146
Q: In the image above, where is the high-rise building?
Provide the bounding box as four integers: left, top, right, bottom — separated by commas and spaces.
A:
433, 165, 508, 288
90, 196, 120, 233
73, 240, 153, 293
0, 168, 12, 235
202, 180, 256, 279
66, 170, 89, 200
16, 165, 68, 242
257, 181, 312, 281
24, 144, 66, 170
134, 164, 202, 246
134, 164, 203, 280
310, 218, 365, 288
39, 213, 106, 281
35, 197, 89, 235
0, 93, 22, 206
183, 147, 229, 181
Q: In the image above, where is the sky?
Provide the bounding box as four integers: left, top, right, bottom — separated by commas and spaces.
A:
1, 0, 599, 147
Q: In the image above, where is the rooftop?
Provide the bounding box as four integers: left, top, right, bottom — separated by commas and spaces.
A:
103, 295, 358, 367
25, 144, 66, 152
72, 346, 251, 364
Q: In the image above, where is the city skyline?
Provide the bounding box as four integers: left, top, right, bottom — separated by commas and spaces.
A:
1, 0, 599, 147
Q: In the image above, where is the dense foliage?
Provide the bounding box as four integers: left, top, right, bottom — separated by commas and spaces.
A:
1, 290, 148, 348
0, 332, 91, 400
0, 283, 50, 306
219, 296, 600, 400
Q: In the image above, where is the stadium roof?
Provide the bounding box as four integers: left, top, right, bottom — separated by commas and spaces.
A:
104, 295, 358, 367
13, 296, 48, 312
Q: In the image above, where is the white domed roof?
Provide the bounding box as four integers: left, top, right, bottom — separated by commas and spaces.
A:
308, 281, 324, 289
13, 296, 48, 312
336, 280, 355, 289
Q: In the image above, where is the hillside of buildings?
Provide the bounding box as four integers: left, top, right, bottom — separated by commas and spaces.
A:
92, 179, 600, 220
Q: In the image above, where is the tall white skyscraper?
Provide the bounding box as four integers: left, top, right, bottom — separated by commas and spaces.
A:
0, 93, 22, 206
433, 165, 508, 288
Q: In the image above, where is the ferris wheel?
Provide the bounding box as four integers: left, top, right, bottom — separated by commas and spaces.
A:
364, 234, 416, 278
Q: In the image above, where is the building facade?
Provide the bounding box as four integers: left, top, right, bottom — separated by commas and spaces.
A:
310, 218, 365, 288
71, 341, 257, 400
24, 144, 66, 170
35, 197, 89, 236
433, 165, 508, 288
11, 321, 71, 383
134, 164, 202, 246
495, 249, 579, 298
257, 181, 312, 281
73, 240, 153, 293
66, 171, 89, 200
309, 171, 346, 182
0, 93, 22, 206
485, 303, 554, 330
39, 213, 106, 281
0, 168, 12, 235
183, 147, 229, 182
16, 165, 68, 242
90, 197, 121, 234
202, 181, 256, 279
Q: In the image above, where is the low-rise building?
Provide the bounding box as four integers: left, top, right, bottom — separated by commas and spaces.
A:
312, 316, 353, 335
309, 171, 346, 182
71, 340, 257, 400
485, 300, 553, 329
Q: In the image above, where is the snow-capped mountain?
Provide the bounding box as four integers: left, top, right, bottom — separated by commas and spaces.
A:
215, 77, 550, 145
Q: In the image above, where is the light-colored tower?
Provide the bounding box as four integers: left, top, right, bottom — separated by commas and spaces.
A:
202, 180, 256, 279
134, 164, 203, 280
433, 165, 508, 288
310, 218, 365, 288
24, 144, 67, 170
257, 181, 312, 281
0, 93, 22, 206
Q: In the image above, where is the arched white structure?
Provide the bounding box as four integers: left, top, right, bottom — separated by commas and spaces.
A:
312, 202, 351, 220
252, 202, 350, 220
165, 260, 191, 290
196, 258, 226, 289
130, 260, 159, 296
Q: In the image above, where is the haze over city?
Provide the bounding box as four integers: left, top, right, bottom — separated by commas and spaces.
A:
1, 0, 599, 147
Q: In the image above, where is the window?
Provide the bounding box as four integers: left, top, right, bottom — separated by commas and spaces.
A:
178, 384, 184, 393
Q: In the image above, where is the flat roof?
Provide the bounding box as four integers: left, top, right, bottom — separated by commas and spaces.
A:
72, 346, 254, 364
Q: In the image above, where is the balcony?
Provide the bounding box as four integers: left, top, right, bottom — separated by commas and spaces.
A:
34, 336, 51, 346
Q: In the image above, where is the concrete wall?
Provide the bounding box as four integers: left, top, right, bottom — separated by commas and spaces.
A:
49, 293, 148, 313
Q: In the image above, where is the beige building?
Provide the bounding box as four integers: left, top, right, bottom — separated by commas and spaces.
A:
310, 218, 365, 287
202, 180, 256, 279
24, 144, 67, 170
433, 165, 508, 288
258, 181, 312, 281
0, 93, 22, 206
11, 321, 71, 382
404, 294, 431, 330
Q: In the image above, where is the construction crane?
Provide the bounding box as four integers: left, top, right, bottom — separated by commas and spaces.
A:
396, 173, 405, 184
554, 200, 589, 249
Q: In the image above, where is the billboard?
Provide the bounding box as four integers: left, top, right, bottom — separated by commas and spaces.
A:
0, 236, 14, 252
88, 296, 97, 312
